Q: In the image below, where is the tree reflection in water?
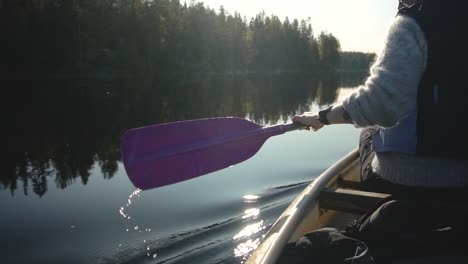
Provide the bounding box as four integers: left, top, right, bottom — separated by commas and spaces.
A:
3, 72, 364, 196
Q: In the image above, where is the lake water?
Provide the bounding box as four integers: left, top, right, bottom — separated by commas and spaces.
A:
1, 74, 362, 264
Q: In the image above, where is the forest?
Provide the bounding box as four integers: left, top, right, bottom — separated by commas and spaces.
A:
1, 0, 374, 79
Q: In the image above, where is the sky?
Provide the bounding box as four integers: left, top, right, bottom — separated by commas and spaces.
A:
193, 0, 399, 54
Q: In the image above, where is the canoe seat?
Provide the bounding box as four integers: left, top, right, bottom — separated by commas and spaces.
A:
318, 188, 391, 214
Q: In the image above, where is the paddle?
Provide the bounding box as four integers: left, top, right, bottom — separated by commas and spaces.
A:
121, 117, 306, 190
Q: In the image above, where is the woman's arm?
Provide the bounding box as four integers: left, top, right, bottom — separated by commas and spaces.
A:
293, 15, 427, 130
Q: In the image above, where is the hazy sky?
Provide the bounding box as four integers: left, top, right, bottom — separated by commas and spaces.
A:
194, 0, 399, 53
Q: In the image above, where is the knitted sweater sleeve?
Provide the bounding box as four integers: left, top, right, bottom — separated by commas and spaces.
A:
341, 15, 427, 128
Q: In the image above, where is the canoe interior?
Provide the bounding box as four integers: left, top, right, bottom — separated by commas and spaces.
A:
246, 148, 468, 264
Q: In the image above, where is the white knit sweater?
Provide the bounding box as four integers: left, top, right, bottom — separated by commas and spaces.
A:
341, 15, 468, 187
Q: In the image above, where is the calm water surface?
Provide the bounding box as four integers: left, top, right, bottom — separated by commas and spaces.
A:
1, 75, 362, 264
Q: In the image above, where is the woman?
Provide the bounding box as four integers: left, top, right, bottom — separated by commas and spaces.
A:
282, 2, 468, 262
293, 0, 468, 196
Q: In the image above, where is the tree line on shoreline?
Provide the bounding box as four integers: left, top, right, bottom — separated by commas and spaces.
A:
1, 0, 374, 79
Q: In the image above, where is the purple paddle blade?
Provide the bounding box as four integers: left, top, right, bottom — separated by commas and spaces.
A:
121, 117, 289, 190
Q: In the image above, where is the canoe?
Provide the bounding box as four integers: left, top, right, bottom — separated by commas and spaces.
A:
244, 148, 468, 264
244, 148, 370, 264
